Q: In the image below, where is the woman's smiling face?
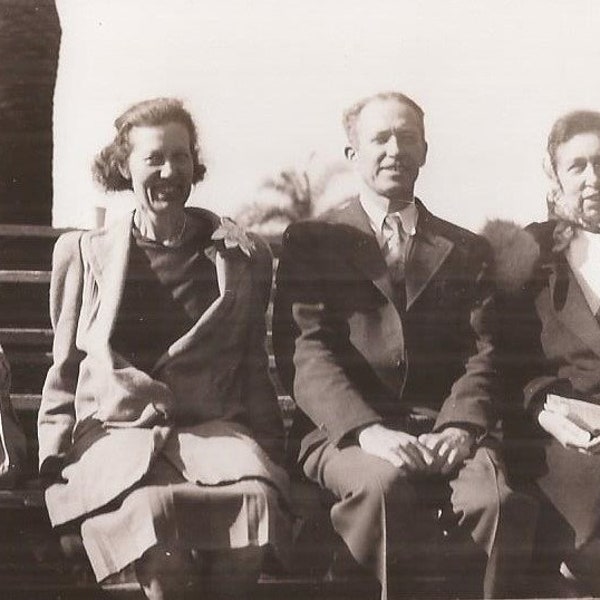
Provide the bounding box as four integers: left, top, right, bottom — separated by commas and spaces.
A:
120, 121, 194, 218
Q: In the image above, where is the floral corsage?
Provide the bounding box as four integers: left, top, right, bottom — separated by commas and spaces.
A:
204, 217, 256, 262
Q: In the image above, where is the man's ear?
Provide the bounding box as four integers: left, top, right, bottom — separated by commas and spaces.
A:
419, 141, 428, 167
345, 145, 357, 161
117, 161, 130, 180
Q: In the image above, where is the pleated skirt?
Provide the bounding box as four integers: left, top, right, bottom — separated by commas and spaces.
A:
79, 433, 292, 582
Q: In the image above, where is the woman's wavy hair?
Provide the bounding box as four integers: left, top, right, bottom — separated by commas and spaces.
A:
92, 97, 207, 192
545, 109, 600, 175
544, 110, 600, 248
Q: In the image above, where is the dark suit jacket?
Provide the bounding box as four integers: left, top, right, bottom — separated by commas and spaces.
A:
273, 198, 496, 462
499, 220, 600, 418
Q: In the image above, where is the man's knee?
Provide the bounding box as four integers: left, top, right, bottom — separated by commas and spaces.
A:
335, 458, 417, 513
453, 447, 538, 531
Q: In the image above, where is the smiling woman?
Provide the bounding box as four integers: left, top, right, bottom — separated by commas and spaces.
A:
39, 97, 292, 599
92, 98, 207, 244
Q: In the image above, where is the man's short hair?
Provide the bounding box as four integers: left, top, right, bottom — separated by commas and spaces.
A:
342, 91, 425, 146
547, 109, 600, 171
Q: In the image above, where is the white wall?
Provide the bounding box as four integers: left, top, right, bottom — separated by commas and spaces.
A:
53, 0, 600, 231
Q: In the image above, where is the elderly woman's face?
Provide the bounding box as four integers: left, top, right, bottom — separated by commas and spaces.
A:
120, 121, 194, 217
555, 131, 600, 226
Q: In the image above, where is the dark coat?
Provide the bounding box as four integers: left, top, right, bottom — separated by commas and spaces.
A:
496, 220, 600, 417
273, 198, 496, 462
492, 220, 600, 545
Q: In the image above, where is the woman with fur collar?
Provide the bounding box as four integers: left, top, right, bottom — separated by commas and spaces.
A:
38, 98, 291, 599
486, 110, 600, 596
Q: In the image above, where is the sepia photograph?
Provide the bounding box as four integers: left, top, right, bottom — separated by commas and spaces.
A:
1, 0, 600, 598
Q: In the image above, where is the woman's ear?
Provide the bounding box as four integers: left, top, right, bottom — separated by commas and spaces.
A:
117, 160, 130, 180
543, 153, 563, 193
345, 145, 357, 161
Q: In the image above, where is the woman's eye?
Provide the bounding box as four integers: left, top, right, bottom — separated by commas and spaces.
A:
145, 155, 163, 166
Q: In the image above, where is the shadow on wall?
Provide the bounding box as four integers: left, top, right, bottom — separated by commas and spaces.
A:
235, 153, 356, 237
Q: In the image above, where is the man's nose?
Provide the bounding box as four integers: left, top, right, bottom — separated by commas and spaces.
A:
385, 136, 400, 156
160, 160, 175, 178
584, 162, 600, 187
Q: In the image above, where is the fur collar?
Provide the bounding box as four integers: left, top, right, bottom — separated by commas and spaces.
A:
480, 219, 540, 294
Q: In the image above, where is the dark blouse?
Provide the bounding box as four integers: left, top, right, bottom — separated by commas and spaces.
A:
110, 222, 220, 372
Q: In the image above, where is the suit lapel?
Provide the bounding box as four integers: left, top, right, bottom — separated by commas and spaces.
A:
85, 213, 132, 352
333, 198, 394, 302
549, 257, 600, 359
405, 203, 453, 310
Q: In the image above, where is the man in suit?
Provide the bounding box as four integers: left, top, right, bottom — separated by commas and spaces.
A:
273, 91, 536, 599
494, 110, 600, 596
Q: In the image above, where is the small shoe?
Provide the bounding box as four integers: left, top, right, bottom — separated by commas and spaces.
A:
559, 561, 576, 582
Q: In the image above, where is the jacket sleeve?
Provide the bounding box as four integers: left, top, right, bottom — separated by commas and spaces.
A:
241, 235, 286, 465
38, 231, 85, 476
482, 221, 563, 429
497, 286, 565, 420
434, 237, 499, 434
273, 225, 382, 447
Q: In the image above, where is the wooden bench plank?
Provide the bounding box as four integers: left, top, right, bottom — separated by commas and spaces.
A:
0, 271, 51, 284
1, 328, 272, 351
0, 489, 45, 508
0, 328, 53, 346
11, 393, 296, 415
0, 225, 71, 238
12, 394, 42, 411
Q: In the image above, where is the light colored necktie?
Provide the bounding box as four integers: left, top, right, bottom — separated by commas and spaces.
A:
382, 212, 406, 282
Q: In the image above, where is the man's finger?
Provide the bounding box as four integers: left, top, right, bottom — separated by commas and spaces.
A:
440, 448, 460, 476
380, 450, 404, 469
393, 445, 423, 472
407, 441, 436, 470
436, 441, 451, 458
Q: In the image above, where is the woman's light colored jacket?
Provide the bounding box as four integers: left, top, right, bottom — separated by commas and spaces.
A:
38, 208, 287, 526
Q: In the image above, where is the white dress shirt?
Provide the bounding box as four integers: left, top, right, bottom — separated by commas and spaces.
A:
566, 228, 600, 316
358, 187, 418, 252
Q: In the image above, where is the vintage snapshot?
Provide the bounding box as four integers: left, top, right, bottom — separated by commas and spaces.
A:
1, 1, 600, 598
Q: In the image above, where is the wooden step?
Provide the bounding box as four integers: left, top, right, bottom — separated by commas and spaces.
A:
7, 351, 53, 365
0, 489, 45, 509
5, 348, 280, 372
0, 328, 53, 346
11, 393, 296, 416
1, 328, 273, 350
0, 225, 70, 238
12, 394, 41, 411
0, 270, 51, 284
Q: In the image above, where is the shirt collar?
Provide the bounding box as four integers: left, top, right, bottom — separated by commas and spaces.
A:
568, 227, 600, 260
359, 185, 418, 239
